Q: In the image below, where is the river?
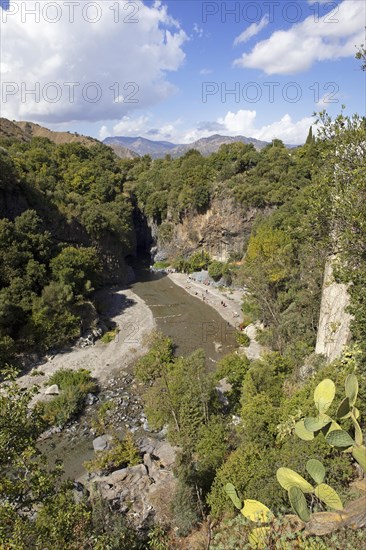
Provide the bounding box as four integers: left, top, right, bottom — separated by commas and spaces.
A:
132, 268, 237, 361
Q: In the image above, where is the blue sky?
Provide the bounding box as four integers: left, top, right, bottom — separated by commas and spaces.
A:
1, 0, 365, 144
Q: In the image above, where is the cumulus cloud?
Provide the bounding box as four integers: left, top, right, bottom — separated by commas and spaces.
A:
200, 68, 213, 75
234, 15, 269, 46
234, 0, 365, 74
214, 110, 313, 144
251, 113, 314, 143
217, 110, 257, 134
1, 0, 187, 122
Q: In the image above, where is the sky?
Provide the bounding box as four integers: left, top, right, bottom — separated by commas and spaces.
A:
0, 0, 365, 144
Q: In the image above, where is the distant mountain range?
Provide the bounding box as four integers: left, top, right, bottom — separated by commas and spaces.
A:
103, 134, 271, 159
0, 119, 293, 161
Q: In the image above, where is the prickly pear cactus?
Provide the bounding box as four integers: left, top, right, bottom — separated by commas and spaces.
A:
293, 374, 365, 473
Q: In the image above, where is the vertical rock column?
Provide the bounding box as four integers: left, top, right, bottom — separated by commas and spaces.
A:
315, 256, 353, 362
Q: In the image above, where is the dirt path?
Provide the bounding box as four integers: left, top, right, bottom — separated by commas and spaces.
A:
19, 287, 155, 394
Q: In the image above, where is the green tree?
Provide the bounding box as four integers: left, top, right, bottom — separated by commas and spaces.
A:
50, 246, 100, 296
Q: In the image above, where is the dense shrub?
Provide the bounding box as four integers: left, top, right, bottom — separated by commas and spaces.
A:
37, 369, 97, 427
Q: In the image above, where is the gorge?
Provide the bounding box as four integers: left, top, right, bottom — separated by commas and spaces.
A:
0, 114, 365, 549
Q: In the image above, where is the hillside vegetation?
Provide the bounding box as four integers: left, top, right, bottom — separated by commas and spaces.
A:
0, 105, 365, 548
0, 137, 135, 369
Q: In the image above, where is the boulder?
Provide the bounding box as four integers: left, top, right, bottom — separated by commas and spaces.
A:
93, 434, 113, 452
138, 437, 178, 468
45, 384, 60, 395
86, 460, 177, 528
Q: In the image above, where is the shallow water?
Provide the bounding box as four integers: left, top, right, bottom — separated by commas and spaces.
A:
132, 269, 236, 363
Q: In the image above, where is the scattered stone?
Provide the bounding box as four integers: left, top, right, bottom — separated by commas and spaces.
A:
85, 393, 98, 405
45, 384, 60, 395
216, 377, 232, 406
143, 420, 151, 432
85, 459, 177, 529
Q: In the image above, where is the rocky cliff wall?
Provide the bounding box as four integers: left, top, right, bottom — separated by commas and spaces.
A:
151, 197, 269, 262
315, 256, 353, 362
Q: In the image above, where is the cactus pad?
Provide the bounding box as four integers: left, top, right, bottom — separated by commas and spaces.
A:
326, 429, 354, 448
294, 419, 314, 441
345, 373, 358, 406
225, 483, 242, 510
304, 414, 332, 432
352, 445, 366, 472
314, 483, 343, 510
336, 397, 351, 419
313, 379, 335, 414
306, 459, 325, 484
288, 486, 311, 522
240, 499, 274, 523
248, 526, 270, 549
276, 467, 313, 493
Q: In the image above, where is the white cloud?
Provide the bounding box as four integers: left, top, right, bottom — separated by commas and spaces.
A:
234, 15, 269, 46
193, 23, 204, 38
252, 114, 314, 143
1, 0, 187, 122
234, 0, 365, 74
215, 110, 313, 144
200, 68, 213, 75
217, 110, 257, 133
112, 114, 151, 136
99, 125, 110, 141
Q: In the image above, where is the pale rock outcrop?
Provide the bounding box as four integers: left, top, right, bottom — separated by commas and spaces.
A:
315, 257, 352, 363
85, 437, 179, 528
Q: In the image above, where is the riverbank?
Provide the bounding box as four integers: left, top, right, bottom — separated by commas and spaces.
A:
19, 286, 156, 394
167, 272, 244, 327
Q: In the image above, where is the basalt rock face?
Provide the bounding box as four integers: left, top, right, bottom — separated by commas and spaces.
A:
132, 204, 154, 256
151, 197, 270, 263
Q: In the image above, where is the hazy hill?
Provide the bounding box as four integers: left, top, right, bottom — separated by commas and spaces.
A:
103, 133, 270, 158
103, 136, 176, 158
0, 118, 99, 147
107, 143, 140, 159
170, 134, 269, 157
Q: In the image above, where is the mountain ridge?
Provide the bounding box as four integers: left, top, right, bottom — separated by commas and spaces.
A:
0, 118, 137, 159
103, 134, 272, 158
